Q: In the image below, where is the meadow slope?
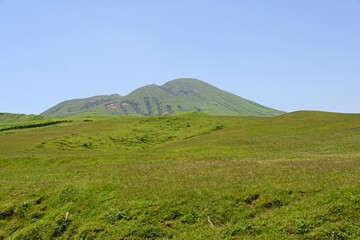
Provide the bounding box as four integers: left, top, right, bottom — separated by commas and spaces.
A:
0, 111, 360, 239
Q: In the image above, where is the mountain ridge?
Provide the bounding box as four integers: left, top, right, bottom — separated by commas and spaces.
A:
41, 78, 284, 117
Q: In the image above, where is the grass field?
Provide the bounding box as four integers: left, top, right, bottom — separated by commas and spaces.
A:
1, 111, 360, 239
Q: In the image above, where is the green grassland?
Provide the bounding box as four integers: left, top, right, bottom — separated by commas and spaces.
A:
1, 111, 360, 239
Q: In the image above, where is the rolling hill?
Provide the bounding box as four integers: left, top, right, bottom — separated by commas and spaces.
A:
41, 78, 284, 117
0, 112, 48, 125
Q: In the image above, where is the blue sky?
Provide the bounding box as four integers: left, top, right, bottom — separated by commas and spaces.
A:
1, 0, 359, 114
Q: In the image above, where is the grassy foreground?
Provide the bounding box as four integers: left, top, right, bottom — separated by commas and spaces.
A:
0, 111, 360, 239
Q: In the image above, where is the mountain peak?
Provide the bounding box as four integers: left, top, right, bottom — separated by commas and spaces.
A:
164, 78, 206, 84
162, 78, 212, 89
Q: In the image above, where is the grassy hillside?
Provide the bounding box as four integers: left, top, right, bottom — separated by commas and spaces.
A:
1, 112, 360, 239
0, 113, 65, 132
41, 78, 284, 117
0, 112, 48, 125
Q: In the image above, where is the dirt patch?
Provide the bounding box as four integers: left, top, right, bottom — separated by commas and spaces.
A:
34, 196, 45, 205
263, 199, 282, 209
244, 194, 260, 204
106, 102, 121, 110
0, 208, 15, 220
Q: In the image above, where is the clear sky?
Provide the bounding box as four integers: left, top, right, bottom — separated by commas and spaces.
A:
1, 0, 359, 114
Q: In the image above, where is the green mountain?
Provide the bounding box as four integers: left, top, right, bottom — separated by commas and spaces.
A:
41, 78, 284, 117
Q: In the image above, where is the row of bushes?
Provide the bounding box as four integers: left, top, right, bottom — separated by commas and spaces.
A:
0, 120, 71, 132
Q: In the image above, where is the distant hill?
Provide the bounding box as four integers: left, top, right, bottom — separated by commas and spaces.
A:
0, 112, 48, 124
41, 78, 284, 117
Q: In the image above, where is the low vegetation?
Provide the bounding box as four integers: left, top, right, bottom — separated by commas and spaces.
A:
0, 111, 359, 239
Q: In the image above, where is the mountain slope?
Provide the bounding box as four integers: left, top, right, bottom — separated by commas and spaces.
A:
41, 78, 284, 117
161, 78, 281, 116
41, 94, 123, 117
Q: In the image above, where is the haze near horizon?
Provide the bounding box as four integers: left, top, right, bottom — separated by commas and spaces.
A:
1, 1, 359, 115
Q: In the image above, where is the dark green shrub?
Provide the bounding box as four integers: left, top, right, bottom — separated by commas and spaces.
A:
17, 201, 30, 217
143, 226, 162, 239
52, 218, 71, 237
58, 186, 78, 202
181, 209, 198, 224
106, 209, 125, 223
295, 220, 310, 235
